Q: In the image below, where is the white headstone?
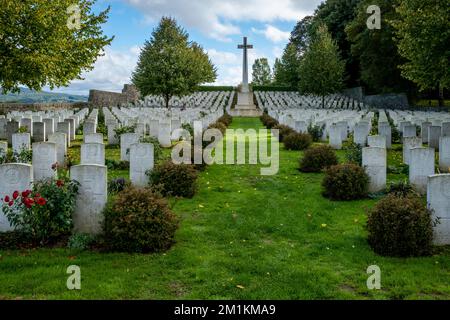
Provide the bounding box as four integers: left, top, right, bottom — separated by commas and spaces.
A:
130, 143, 154, 187
403, 137, 422, 165
0, 163, 33, 231
12, 133, 31, 153
84, 133, 103, 144
70, 165, 107, 235
427, 174, 450, 245
439, 136, 450, 172
410, 147, 435, 194
363, 147, 386, 193
48, 133, 67, 167
120, 133, 139, 161
32, 142, 57, 181
32, 122, 46, 142
158, 122, 172, 148
367, 135, 386, 149
81, 143, 105, 165
329, 124, 342, 150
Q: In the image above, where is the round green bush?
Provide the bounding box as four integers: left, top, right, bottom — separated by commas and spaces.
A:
208, 121, 227, 135
300, 145, 338, 172
217, 113, 233, 127
322, 164, 369, 201
260, 114, 279, 129
148, 161, 198, 198
367, 194, 433, 257
283, 132, 312, 151
273, 124, 295, 142
104, 187, 179, 253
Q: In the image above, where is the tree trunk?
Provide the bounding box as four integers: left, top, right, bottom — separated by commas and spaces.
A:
322, 95, 325, 108
438, 83, 444, 107
165, 94, 171, 110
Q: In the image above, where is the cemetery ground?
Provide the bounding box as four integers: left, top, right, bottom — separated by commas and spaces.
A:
0, 117, 449, 300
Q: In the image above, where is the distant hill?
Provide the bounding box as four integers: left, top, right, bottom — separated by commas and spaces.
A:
0, 87, 88, 104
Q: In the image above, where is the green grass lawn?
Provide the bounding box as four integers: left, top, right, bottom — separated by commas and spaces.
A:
0, 117, 449, 300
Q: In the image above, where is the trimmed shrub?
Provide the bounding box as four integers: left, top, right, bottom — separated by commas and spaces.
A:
273, 124, 295, 142
343, 138, 363, 166
367, 194, 434, 257
148, 161, 198, 198
283, 132, 312, 151
322, 164, 369, 201
300, 145, 338, 172
104, 187, 179, 253
260, 113, 279, 129
108, 177, 130, 194
217, 113, 233, 127
208, 121, 227, 135
387, 180, 417, 197
307, 123, 325, 142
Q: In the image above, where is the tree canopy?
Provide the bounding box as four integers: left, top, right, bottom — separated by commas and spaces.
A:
132, 17, 217, 109
273, 43, 301, 88
392, 0, 450, 105
298, 24, 345, 106
252, 58, 272, 86
0, 0, 113, 93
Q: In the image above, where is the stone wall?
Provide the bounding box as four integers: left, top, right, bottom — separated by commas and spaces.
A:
0, 102, 88, 115
88, 84, 141, 107
342, 86, 410, 109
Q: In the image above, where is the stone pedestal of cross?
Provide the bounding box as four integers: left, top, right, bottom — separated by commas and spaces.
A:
238, 37, 253, 93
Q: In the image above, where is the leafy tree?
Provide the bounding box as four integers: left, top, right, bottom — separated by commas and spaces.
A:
298, 24, 345, 107
252, 58, 272, 85
346, 0, 413, 94
0, 0, 113, 94
132, 17, 216, 109
273, 43, 301, 88
314, 0, 362, 87
392, 0, 450, 106
290, 16, 315, 55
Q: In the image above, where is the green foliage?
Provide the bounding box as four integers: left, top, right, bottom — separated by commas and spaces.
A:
96, 108, 107, 135
132, 17, 217, 108
68, 233, 95, 251
260, 113, 279, 129
307, 123, 325, 142
392, 0, 450, 103
290, 16, 315, 55
105, 159, 129, 170
346, 0, 411, 94
217, 114, 233, 127
298, 24, 345, 105
196, 86, 234, 92
108, 177, 131, 195
0, 0, 113, 93
0, 148, 32, 164
343, 138, 363, 166
140, 136, 163, 162
148, 161, 198, 198
322, 164, 369, 201
1, 177, 79, 244
273, 124, 295, 142
207, 122, 227, 135
273, 44, 301, 88
283, 132, 312, 151
386, 180, 417, 197
252, 58, 272, 86
114, 125, 136, 140
367, 194, 434, 257
104, 186, 179, 253
299, 145, 338, 173
18, 126, 28, 133
314, 0, 362, 87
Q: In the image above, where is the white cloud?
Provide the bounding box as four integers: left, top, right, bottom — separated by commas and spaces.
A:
49, 46, 140, 95
124, 0, 319, 41
252, 24, 290, 43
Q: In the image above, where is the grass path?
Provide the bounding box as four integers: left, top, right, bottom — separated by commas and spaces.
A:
0, 117, 449, 300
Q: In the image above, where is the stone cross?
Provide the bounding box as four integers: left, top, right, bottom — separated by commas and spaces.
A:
238, 37, 253, 92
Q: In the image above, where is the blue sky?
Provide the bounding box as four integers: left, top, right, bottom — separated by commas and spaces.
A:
50, 0, 323, 95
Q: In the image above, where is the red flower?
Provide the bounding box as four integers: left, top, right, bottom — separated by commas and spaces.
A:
22, 190, 31, 198
37, 198, 47, 206
8, 201, 14, 207
34, 193, 41, 198
4, 196, 10, 203
56, 180, 64, 187
13, 191, 19, 200
24, 198, 34, 208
